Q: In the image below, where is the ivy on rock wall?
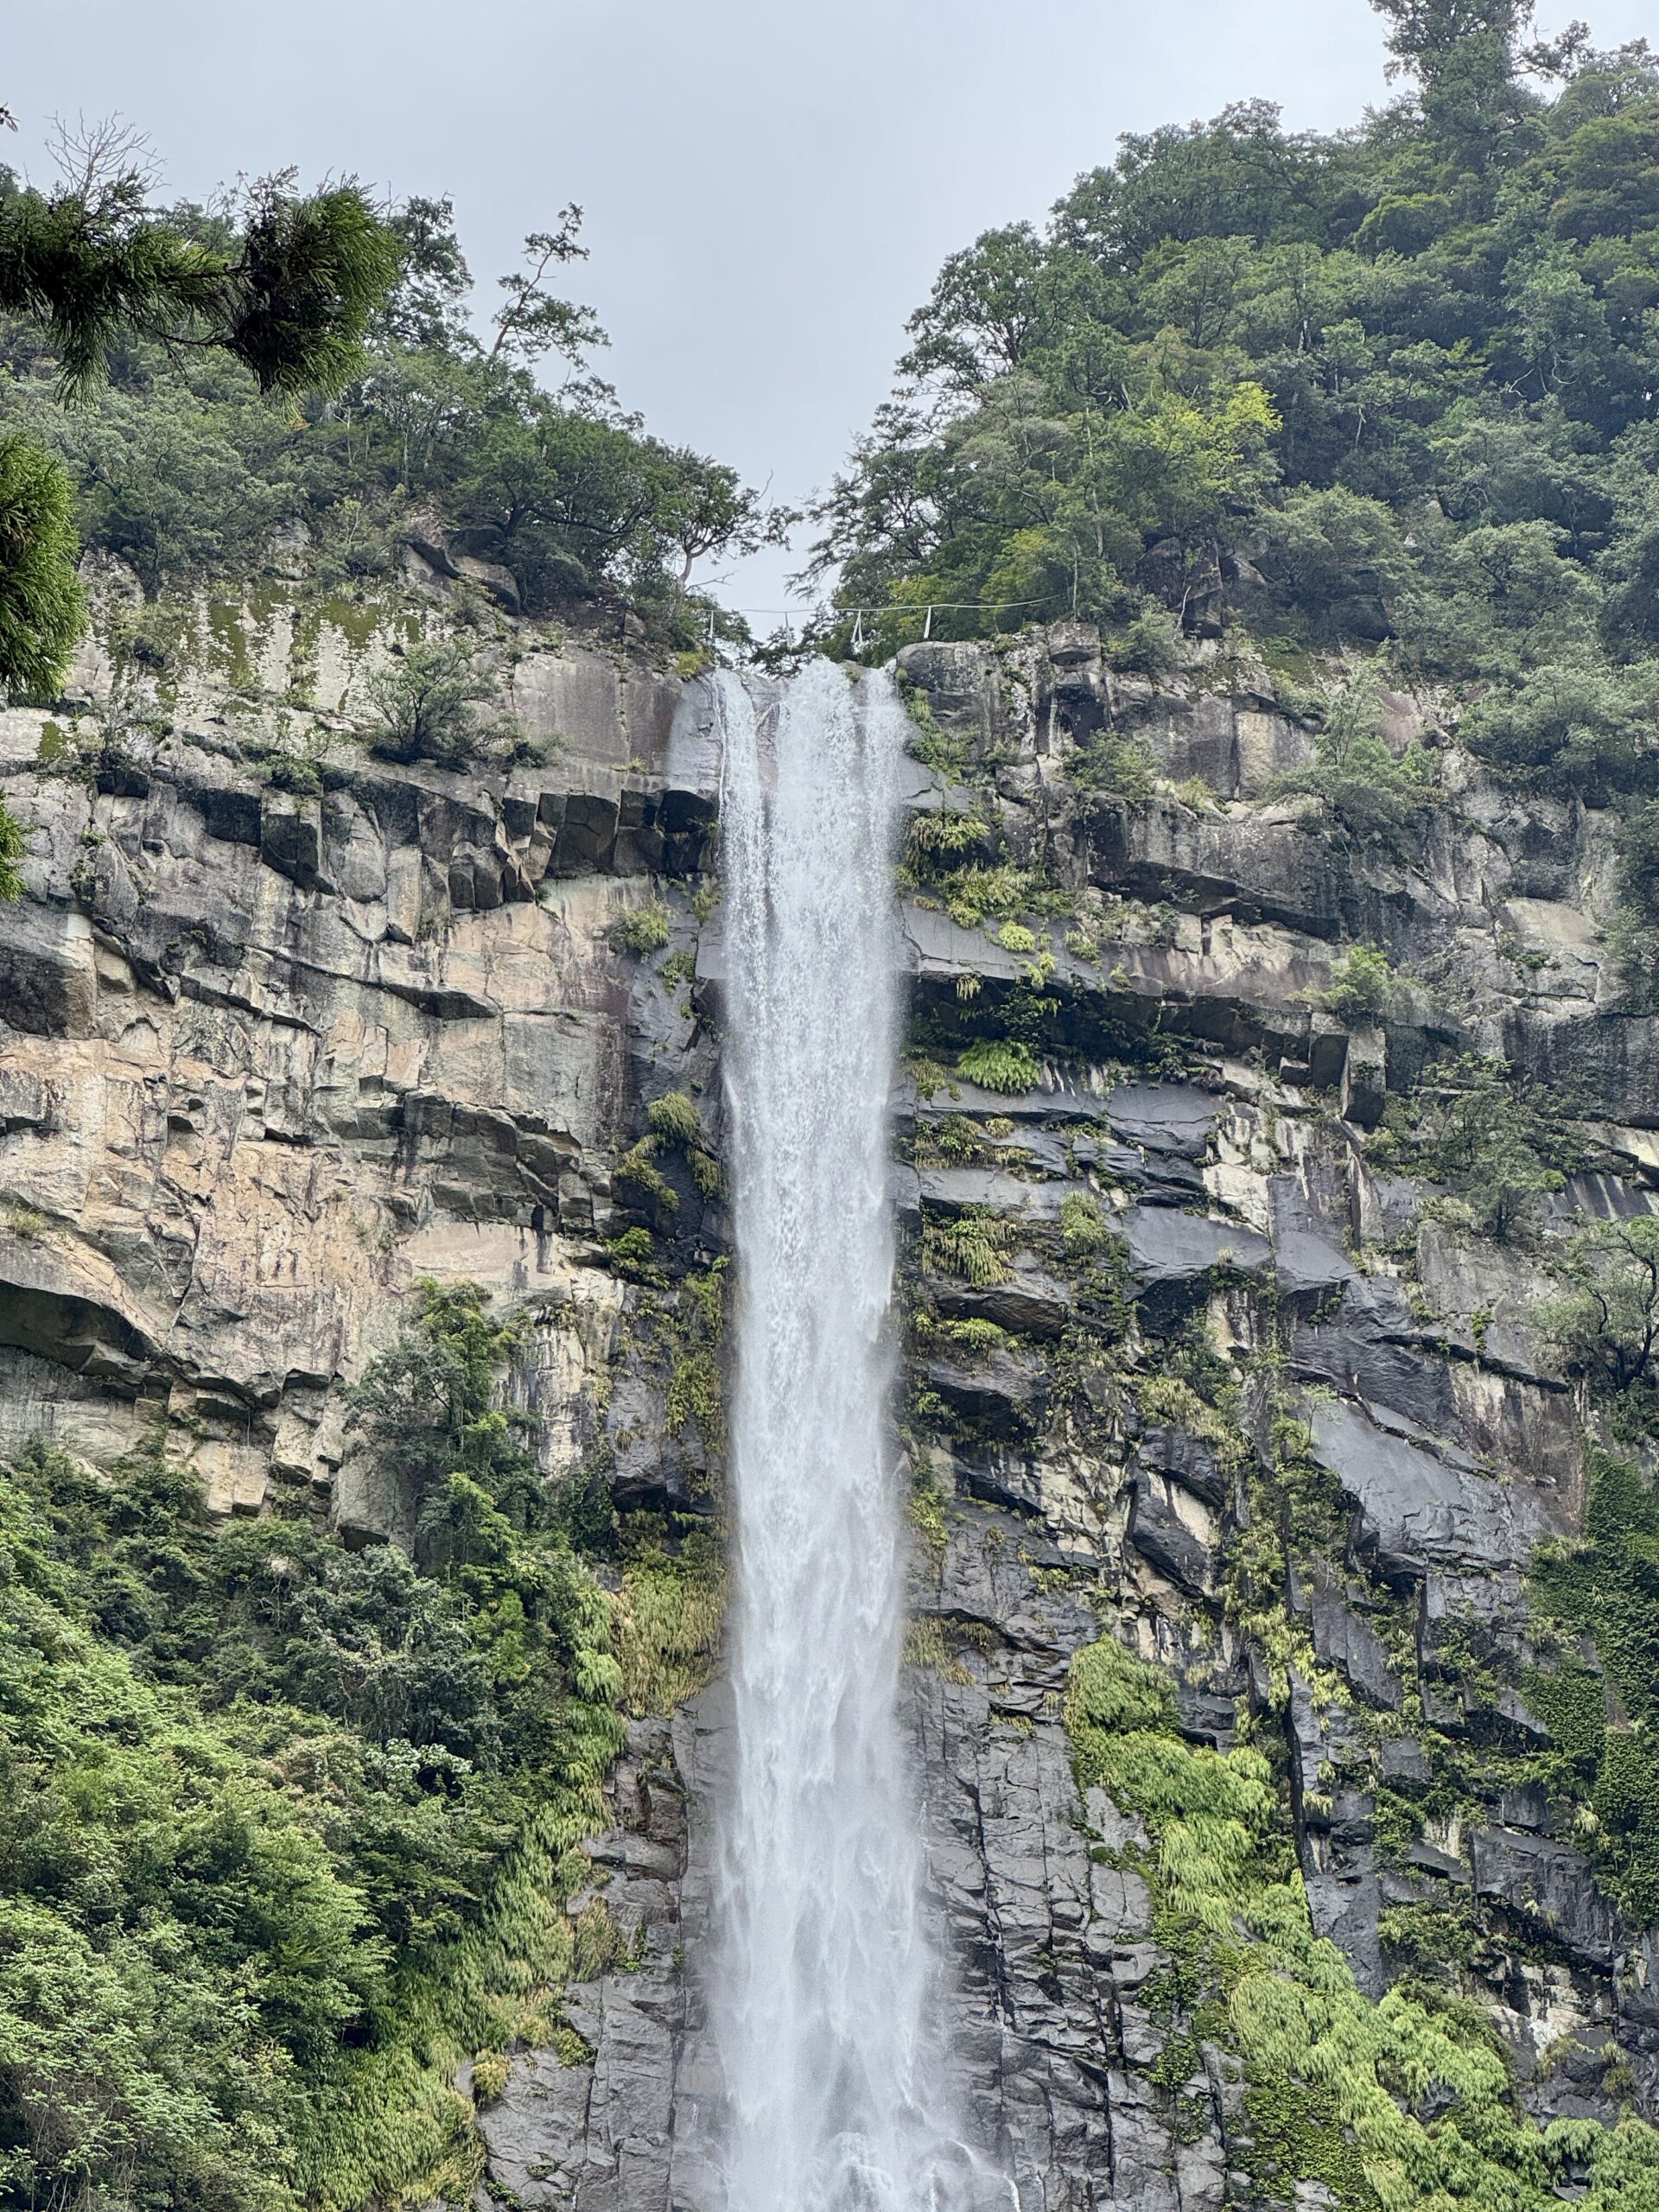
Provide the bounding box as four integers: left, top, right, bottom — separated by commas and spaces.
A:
1066, 1637, 1659, 2212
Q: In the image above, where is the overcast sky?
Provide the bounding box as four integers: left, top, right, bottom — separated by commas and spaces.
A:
8, 1, 1656, 622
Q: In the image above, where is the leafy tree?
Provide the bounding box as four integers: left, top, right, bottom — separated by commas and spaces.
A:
1541, 1214, 1659, 1393
1275, 674, 1440, 851
1376, 1054, 1574, 1242
0, 155, 397, 397
0, 130, 398, 697
1316, 943, 1397, 1021
810, 4, 1659, 753
1460, 655, 1659, 791
1370, 0, 1544, 168
1253, 486, 1411, 642
362, 636, 507, 766
486, 207, 604, 372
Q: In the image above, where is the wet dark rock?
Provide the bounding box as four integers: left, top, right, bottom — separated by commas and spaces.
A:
1307, 1399, 1559, 1580
1104, 1082, 1217, 1157
1122, 1205, 1271, 1290
1304, 1564, 1403, 1710
931, 1255, 1073, 1338
916, 1166, 1073, 1220
1127, 1470, 1220, 1597
1376, 1735, 1433, 1786
923, 1345, 1048, 1438
1136, 1422, 1229, 1509
1470, 1827, 1620, 1969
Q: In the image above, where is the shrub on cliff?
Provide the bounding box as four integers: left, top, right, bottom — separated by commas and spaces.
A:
1274, 673, 1440, 853
362, 636, 510, 766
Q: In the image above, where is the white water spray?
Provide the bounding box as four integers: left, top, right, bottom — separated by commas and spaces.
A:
715, 658, 968, 2212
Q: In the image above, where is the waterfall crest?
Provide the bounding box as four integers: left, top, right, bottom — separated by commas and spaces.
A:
715, 658, 960, 2212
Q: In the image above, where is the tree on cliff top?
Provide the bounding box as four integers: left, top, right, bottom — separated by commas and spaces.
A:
812, 0, 1659, 716
0, 111, 399, 705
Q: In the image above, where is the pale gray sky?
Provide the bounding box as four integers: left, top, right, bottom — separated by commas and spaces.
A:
8, 2, 1655, 620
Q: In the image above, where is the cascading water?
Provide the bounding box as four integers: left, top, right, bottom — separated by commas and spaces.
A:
714, 658, 972, 2212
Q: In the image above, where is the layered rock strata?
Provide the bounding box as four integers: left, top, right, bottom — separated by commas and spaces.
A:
3, 583, 1655, 2208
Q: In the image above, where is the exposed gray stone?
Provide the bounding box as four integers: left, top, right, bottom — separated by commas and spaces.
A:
931, 1255, 1074, 1338
1307, 1398, 1560, 1579
1306, 1566, 1402, 1710
1470, 1827, 1621, 1969
1128, 1470, 1220, 1596
1122, 1205, 1271, 1290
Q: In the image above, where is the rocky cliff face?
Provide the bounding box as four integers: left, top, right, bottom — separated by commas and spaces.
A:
4, 576, 1656, 2209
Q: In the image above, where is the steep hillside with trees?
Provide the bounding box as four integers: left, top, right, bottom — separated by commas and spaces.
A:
817, 0, 1659, 828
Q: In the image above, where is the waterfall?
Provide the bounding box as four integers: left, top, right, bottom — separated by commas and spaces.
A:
714, 658, 962, 2212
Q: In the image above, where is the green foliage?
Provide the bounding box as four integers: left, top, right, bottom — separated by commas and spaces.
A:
1609, 792, 1659, 1002
938, 864, 1045, 931
0, 1278, 633, 2208
1, 172, 771, 651
0, 162, 396, 399
1065, 1630, 1659, 2209
955, 1038, 1040, 1093
1370, 1055, 1575, 1244
1541, 1215, 1659, 1397
613, 1520, 723, 1717
1255, 486, 1412, 645
224, 181, 404, 399
645, 1091, 702, 1147
906, 808, 982, 867
907, 1470, 951, 1560
1460, 657, 1659, 795
1060, 1192, 1113, 1258
0, 793, 27, 901
0, 431, 84, 700
608, 902, 671, 957
912, 1112, 991, 1166
1529, 1443, 1659, 1922
605, 1225, 660, 1281
811, 23, 1659, 795
1069, 729, 1157, 802
899, 804, 1050, 938
1276, 677, 1439, 852
658, 1266, 726, 1454
924, 1315, 1009, 1357
613, 1138, 678, 1215
0, 157, 400, 690
645, 1092, 721, 1198
362, 635, 505, 766
920, 1208, 1016, 1287
1315, 944, 1396, 1023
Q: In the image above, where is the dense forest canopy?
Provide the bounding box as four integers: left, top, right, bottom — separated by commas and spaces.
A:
814, 0, 1659, 792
